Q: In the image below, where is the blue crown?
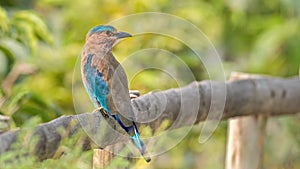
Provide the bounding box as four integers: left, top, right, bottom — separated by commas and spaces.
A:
88, 25, 115, 34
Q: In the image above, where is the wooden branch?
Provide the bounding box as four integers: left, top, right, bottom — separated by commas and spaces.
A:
0, 77, 299, 161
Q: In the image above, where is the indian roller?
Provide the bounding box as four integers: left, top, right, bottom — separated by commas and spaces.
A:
81, 25, 151, 162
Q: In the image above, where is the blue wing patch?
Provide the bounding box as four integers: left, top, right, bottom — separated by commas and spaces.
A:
84, 54, 110, 113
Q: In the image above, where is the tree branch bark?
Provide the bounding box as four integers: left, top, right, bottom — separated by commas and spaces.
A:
0, 77, 299, 161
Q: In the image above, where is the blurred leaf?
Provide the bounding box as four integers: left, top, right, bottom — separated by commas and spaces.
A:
0, 7, 9, 36
0, 41, 15, 76
0, 86, 4, 97
155, 119, 171, 134
5, 90, 31, 116
11, 11, 53, 53
248, 20, 300, 75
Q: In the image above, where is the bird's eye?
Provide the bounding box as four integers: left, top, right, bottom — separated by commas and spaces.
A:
106, 31, 112, 36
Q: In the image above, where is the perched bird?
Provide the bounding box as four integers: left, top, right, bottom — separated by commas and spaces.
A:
81, 25, 151, 162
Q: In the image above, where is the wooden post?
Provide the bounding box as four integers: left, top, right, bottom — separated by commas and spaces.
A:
93, 148, 114, 169
226, 72, 268, 169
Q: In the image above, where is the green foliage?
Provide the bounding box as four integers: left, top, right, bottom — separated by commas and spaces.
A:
0, 7, 9, 36
0, 117, 40, 169
0, 7, 59, 127
0, 7, 53, 68
36, 128, 93, 169
10, 11, 53, 53
0, 117, 93, 169
106, 156, 131, 169
0, 41, 15, 76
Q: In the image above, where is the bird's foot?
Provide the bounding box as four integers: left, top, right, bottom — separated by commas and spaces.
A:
99, 107, 109, 118
129, 90, 140, 99
92, 107, 109, 118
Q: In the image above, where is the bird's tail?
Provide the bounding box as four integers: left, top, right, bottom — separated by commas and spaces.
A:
130, 122, 151, 163
113, 114, 151, 162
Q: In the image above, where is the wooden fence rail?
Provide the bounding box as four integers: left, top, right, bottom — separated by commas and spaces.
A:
0, 73, 299, 168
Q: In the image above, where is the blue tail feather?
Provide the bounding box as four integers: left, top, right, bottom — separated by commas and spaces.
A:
131, 122, 144, 151
131, 123, 151, 162
113, 114, 151, 162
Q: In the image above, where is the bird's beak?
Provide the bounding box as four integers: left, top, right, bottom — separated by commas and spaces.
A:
115, 31, 132, 39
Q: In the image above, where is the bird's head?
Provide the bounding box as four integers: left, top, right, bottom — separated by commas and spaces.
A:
86, 25, 131, 48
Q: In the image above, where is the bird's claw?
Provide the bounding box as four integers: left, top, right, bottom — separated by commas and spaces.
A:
99, 107, 109, 118
129, 90, 140, 99
93, 107, 109, 118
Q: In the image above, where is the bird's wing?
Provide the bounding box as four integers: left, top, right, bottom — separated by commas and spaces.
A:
83, 54, 110, 110
82, 54, 99, 107
107, 55, 136, 127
